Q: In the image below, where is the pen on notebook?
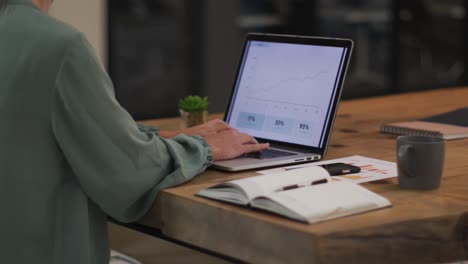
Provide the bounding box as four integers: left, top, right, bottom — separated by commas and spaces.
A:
311, 179, 328, 185
275, 179, 328, 192
284, 165, 307, 171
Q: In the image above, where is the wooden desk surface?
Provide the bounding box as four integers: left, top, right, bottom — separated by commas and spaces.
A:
139, 87, 468, 264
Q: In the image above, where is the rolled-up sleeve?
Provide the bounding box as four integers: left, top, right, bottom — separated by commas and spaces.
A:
51, 34, 213, 223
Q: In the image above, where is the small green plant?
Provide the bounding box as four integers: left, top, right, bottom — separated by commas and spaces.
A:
178, 95, 209, 113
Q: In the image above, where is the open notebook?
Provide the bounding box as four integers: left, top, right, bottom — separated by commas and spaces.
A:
196, 167, 391, 224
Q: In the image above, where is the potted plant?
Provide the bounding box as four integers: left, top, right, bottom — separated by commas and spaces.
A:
178, 95, 209, 128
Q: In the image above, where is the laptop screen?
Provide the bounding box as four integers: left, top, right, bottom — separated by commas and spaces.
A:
225, 39, 348, 149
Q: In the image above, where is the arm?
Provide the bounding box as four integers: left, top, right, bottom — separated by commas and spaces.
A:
51, 34, 213, 223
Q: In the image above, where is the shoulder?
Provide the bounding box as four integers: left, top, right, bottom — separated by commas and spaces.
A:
30, 12, 84, 51
8, 5, 87, 57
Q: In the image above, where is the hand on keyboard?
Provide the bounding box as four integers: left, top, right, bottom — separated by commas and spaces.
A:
204, 129, 270, 161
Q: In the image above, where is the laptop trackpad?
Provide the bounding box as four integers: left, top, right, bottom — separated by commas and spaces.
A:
241, 148, 298, 159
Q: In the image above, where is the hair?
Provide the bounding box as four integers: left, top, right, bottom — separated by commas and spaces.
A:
0, 0, 7, 10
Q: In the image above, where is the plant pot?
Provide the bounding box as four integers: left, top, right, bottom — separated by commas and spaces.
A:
179, 109, 207, 128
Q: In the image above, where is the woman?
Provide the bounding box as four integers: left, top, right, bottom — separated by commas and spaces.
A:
0, 0, 268, 263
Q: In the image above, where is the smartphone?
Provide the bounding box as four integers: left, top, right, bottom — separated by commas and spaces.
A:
319, 163, 361, 176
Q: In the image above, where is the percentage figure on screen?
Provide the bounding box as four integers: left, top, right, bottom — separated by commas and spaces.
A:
299, 123, 310, 130
248, 116, 256, 122
275, 120, 285, 126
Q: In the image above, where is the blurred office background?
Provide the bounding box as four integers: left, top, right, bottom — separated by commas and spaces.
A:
49, 0, 467, 263
53, 0, 468, 120
107, 0, 468, 120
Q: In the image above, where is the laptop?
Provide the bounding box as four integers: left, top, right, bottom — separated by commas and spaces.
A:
212, 33, 353, 171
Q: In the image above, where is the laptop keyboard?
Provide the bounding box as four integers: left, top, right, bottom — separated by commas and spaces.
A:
242, 148, 298, 160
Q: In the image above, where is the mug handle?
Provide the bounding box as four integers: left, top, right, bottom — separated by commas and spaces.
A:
398, 145, 415, 178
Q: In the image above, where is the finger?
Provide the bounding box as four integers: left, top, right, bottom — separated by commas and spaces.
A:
214, 120, 232, 132
242, 143, 270, 153
238, 133, 258, 144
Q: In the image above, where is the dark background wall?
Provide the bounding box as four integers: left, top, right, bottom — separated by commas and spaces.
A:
108, 0, 468, 120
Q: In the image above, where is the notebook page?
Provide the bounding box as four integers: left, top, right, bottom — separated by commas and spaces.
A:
230, 166, 330, 201
262, 181, 389, 223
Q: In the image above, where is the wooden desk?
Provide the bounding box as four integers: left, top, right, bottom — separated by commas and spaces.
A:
138, 87, 468, 264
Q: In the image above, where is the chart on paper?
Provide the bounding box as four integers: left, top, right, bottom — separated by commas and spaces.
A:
257, 155, 397, 184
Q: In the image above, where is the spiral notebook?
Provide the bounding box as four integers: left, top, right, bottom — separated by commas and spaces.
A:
380, 107, 468, 140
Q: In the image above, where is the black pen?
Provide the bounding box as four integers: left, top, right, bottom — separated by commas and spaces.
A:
275, 179, 328, 192
311, 179, 328, 185
277, 184, 303, 191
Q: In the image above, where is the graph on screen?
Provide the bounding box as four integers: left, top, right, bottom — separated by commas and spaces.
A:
228, 41, 345, 147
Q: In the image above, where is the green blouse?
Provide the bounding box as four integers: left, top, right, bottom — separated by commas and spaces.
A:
0, 1, 213, 263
